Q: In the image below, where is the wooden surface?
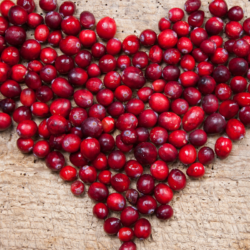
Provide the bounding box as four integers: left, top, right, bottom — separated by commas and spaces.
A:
1, 0, 250, 249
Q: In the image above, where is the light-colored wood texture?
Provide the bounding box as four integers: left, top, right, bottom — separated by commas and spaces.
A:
1, 0, 250, 249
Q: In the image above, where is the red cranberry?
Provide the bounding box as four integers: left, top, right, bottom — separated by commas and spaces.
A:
93, 203, 108, 220
189, 129, 207, 147
154, 183, 173, 204
107, 193, 126, 212
188, 10, 204, 27
136, 127, 149, 143
45, 11, 62, 30
31, 102, 50, 118
17, 120, 37, 139
158, 29, 178, 49
106, 38, 122, 55
20, 89, 35, 107
202, 94, 219, 114
197, 62, 214, 76
51, 77, 73, 98
205, 17, 224, 35
179, 71, 199, 88
219, 100, 239, 120
162, 65, 180, 81
134, 141, 157, 165
40, 47, 57, 65
81, 138, 100, 161
239, 107, 250, 126
45, 151, 65, 171
81, 117, 103, 138
171, 98, 189, 115
152, 79, 166, 92
121, 66, 146, 89
132, 52, 148, 69
118, 228, 134, 243
136, 174, 155, 195
88, 182, 109, 202
71, 180, 84, 196
233, 39, 250, 58
0, 1, 15, 18
224, 39, 236, 53
0, 80, 21, 98
149, 93, 170, 113
124, 160, 143, 179
74, 89, 93, 108
229, 58, 248, 76
125, 189, 139, 206
79, 30, 96, 48
116, 134, 133, 153
38, 120, 51, 139
17, 138, 34, 153
33, 140, 50, 158
111, 173, 130, 193
92, 152, 108, 171
164, 81, 182, 100
62, 134, 81, 153
107, 102, 124, 118
210, 48, 229, 65
61, 16, 81, 36
145, 63, 162, 81
225, 21, 243, 39
140, 29, 157, 46
86, 78, 103, 94
173, 21, 190, 37
27, 13, 43, 28
226, 119, 245, 140
48, 30, 63, 47
59, 1, 75, 17
68, 68, 88, 87
192, 48, 208, 62
198, 146, 215, 165
121, 129, 138, 145
177, 37, 193, 54
169, 7, 184, 22
99, 55, 116, 73
0, 112, 11, 131
183, 87, 201, 106
116, 113, 138, 131
13, 106, 32, 124
87, 63, 101, 77
187, 163, 205, 178
200, 39, 216, 55
190, 28, 208, 47
168, 130, 188, 148
27, 60, 43, 73
60, 166, 77, 182
158, 112, 181, 131
0, 98, 15, 114
243, 18, 250, 35
49, 134, 65, 150
150, 160, 169, 181
20, 39, 41, 61
55, 55, 74, 75
99, 133, 115, 152
108, 150, 126, 171
137, 195, 157, 215
1, 47, 20, 66
117, 55, 131, 70
134, 218, 151, 240
168, 169, 186, 191
98, 170, 111, 185
122, 35, 140, 55
25, 71, 42, 90
125, 98, 144, 116
215, 83, 232, 101
36, 86, 53, 103
40, 65, 57, 84
5, 26, 26, 46
149, 126, 168, 145
103, 71, 121, 90
39, 0, 56, 11
215, 137, 232, 158
47, 115, 69, 136
59, 36, 81, 56
149, 45, 163, 64
179, 144, 197, 165
210, 35, 223, 47
209, 0, 227, 17
80, 11, 95, 29
137, 87, 153, 102
79, 165, 97, 184
184, 0, 201, 13
104, 217, 122, 235
8, 5, 28, 26
180, 54, 195, 71
114, 86, 131, 102
88, 104, 106, 120
158, 143, 178, 162
156, 204, 173, 220
163, 48, 181, 65
212, 65, 231, 83
96, 17, 116, 40
234, 92, 250, 107
158, 17, 171, 31
203, 113, 227, 134
120, 206, 139, 227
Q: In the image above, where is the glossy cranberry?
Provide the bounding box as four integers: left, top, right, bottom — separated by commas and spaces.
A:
125, 190, 139, 206
0, 98, 15, 114
158, 17, 171, 31
137, 195, 157, 215
190, 28, 208, 47
200, 39, 216, 55
215, 83, 231, 101
0, 36, 5, 54
179, 71, 199, 88
148, 93, 169, 113
20, 39, 41, 61
107, 193, 126, 212
168, 169, 186, 190
225, 21, 243, 39
27, 60, 43, 73
61, 16, 81, 36
93, 203, 108, 220
149, 127, 168, 146
47, 115, 70, 136
122, 35, 140, 55
87, 63, 101, 78
1, 47, 19, 66
38, 120, 50, 139
233, 39, 250, 58
106, 38, 122, 55
243, 18, 250, 36
132, 52, 148, 69
149, 45, 163, 64
188, 129, 207, 147
16, 138, 34, 153
74, 89, 93, 109
155, 205, 173, 221
163, 48, 181, 65
88, 182, 109, 201
70, 127, 83, 139
44, 12, 61, 30
203, 113, 226, 135
51, 78, 73, 98
99, 133, 115, 152
78, 165, 97, 184
135, 127, 149, 143
210, 48, 229, 65
116, 113, 138, 131
205, 17, 223, 36
69, 151, 88, 168
36, 86, 53, 103
0, 112, 11, 131
31, 102, 50, 117
147, 64, 163, 81
151, 79, 165, 92
198, 146, 215, 165
68, 68, 88, 87
25, 71, 42, 90
0, 1, 15, 18
219, 100, 239, 120
27, 13, 43, 28
209, 0, 227, 17
226, 119, 245, 140
5, 26, 26, 46
96, 16, 116, 40
183, 87, 201, 106
86, 78, 103, 94
98, 55, 116, 73
186, 162, 205, 178
214, 136, 232, 159
60, 166, 77, 182
162, 65, 180, 81
62, 134, 81, 153
114, 86, 131, 103
184, 0, 201, 13
177, 37, 193, 54
158, 29, 178, 49
168, 130, 188, 149
48, 30, 63, 47
202, 94, 219, 114
139, 29, 157, 47
154, 183, 173, 205
139, 109, 158, 129
96, 89, 113, 106
137, 87, 153, 102
149, 160, 168, 181
17, 120, 37, 139
80, 11, 95, 29
39, 65, 57, 84
212, 65, 231, 83
209, 35, 223, 48
49, 134, 65, 150
120, 129, 137, 145
229, 58, 248, 76
234, 92, 250, 107
39, 0, 56, 11
8, 5, 28, 26
125, 99, 144, 116
13, 106, 32, 124
108, 150, 126, 171
173, 21, 190, 37
121, 67, 146, 90
91, 153, 107, 171
136, 174, 154, 195
224, 39, 236, 54
79, 30, 96, 48
158, 112, 181, 131
116, 134, 133, 153
104, 217, 122, 236
188, 10, 204, 27
117, 55, 131, 70
118, 228, 134, 243
239, 106, 250, 126
158, 143, 178, 162
98, 170, 111, 185
171, 99, 189, 115
81, 117, 102, 138
196, 62, 213, 76
40, 48, 57, 65
180, 55, 195, 72
134, 218, 151, 240
59, 1, 75, 17
102, 72, 120, 91
55, 55, 74, 75
163, 82, 182, 100
33, 140, 50, 158
105, 103, 122, 119
59, 36, 81, 56
124, 160, 142, 179
88, 104, 106, 120
0, 80, 21, 99
179, 144, 197, 165
71, 180, 84, 196
80, 138, 100, 161
111, 173, 130, 193
192, 48, 208, 62
168, 7, 184, 22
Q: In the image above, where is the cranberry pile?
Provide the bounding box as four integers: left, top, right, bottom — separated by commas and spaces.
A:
0, 0, 250, 248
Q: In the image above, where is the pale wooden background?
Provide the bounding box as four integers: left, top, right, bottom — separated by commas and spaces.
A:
1, 0, 250, 249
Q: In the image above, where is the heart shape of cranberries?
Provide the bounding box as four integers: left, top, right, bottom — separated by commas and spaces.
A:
0, 0, 249, 249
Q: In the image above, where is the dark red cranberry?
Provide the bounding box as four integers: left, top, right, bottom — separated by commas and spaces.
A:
108, 150, 126, 171
59, 1, 75, 17
117, 55, 131, 70
49, 134, 65, 150
86, 78, 103, 94
125, 99, 144, 116
209, 0, 228, 17
39, 0, 56, 11
48, 30, 63, 47
134, 218, 151, 240
8, 5, 28, 26
212, 65, 231, 83
215, 83, 232, 101
33, 140, 50, 158
183, 87, 201, 106
192, 48, 208, 62
239, 107, 250, 126
171, 98, 189, 115
168, 169, 186, 191
138, 109, 158, 128
200, 39, 216, 55
116, 134, 133, 153
81, 117, 103, 138
70, 151, 88, 168
25, 71, 42, 90
55, 55, 74, 75
45, 151, 65, 171
0, 98, 15, 114
111, 173, 130, 193
71, 180, 84, 196
92, 152, 108, 170
59, 36, 81, 56
17, 138, 34, 153
96, 17, 116, 40
106, 38, 122, 55
136, 127, 149, 143
125, 189, 139, 206
149, 126, 168, 146
88, 182, 109, 202
45, 11, 62, 30
74, 89, 93, 108
121, 129, 138, 145
137, 87, 153, 102
104, 217, 122, 235
137, 195, 157, 215
116, 113, 138, 131
224, 39, 236, 53
88, 104, 106, 120
158, 143, 178, 162
140, 29, 157, 46
121, 66, 146, 89
40, 65, 57, 83
81, 138, 100, 161
154, 183, 173, 204
184, 0, 201, 13
229, 58, 248, 76
203, 113, 226, 134
0, 112, 11, 131
91, 42, 106, 58
149, 45, 163, 64
61, 16, 81, 36
215, 137, 232, 158
5, 26, 26, 46
124, 160, 143, 179
13, 106, 32, 124
27, 13, 43, 28
158, 17, 171, 31
188, 10, 204, 27
164, 81, 182, 100
68, 68, 88, 87
189, 129, 207, 147
205, 17, 224, 35
122, 35, 140, 55
79, 165, 97, 184
198, 146, 215, 165
93, 203, 108, 220
0, 80, 21, 98
163, 48, 181, 65
243, 18, 250, 35
162, 65, 180, 81
36, 86, 53, 103
107, 102, 125, 118
47, 115, 69, 136
132, 51, 148, 69
80, 11, 95, 29
20, 39, 41, 61
51, 77, 73, 98
136, 174, 155, 195
156, 205, 173, 220
202, 94, 219, 114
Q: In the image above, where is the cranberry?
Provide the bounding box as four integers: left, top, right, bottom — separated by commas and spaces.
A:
118, 228, 134, 242
200, 39, 216, 55
51, 77, 73, 98
111, 173, 130, 193
117, 55, 131, 70
74, 89, 93, 108
27, 61, 43, 73
38, 120, 51, 139
107, 102, 124, 118
150, 160, 169, 181
192, 48, 209, 62
80, 11, 95, 29
139, 29, 157, 47
79, 165, 97, 184
49, 134, 65, 150
224, 39, 236, 53
219, 100, 239, 120
96, 17, 116, 40
0, 98, 15, 114
70, 127, 83, 139
180, 55, 195, 71
68, 68, 88, 86
229, 58, 248, 76
0, 1, 15, 18
61, 16, 81, 36
39, 0, 56, 11
5, 26, 26, 46
33, 140, 50, 158
209, 0, 227, 17
106, 38, 122, 55
228, 6, 244, 21
198, 146, 215, 165
158, 112, 181, 131
168, 169, 186, 191
71, 180, 84, 196
156, 204, 173, 220
184, 0, 201, 13
205, 17, 224, 35
125, 189, 139, 206
55, 55, 74, 75
154, 183, 173, 204
0, 80, 21, 99
86, 78, 103, 93
36, 86, 53, 103
215, 136, 233, 159
98, 170, 111, 185
202, 94, 219, 114
173, 21, 190, 37
59, 36, 81, 56
215, 83, 232, 101
234, 92, 250, 107
148, 93, 169, 113
226, 119, 245, 140
13, 106, 32, 124
152, 79, 166, 92
203, 113, 227, 135
136, 174, 154, 195
1, 47, 20, 66
16, 120, 37, 139
88, 104, 106, 120
137, 195, 157, 215
210, 48, 229, 65
188, 10, 204, 27
108, 150, 126, 171
171, 99, 189, 116
93, 203, 108, 220
136, 127, 149, 143
124, 160, 143, 179
126, 98, 144, 116
177, 37, 193, 54
47, 115, 69, 136
163, 48, 181, 65
134, 218, 151, 240
149, 126, 167, 145
169, 8, 184, 22
210, 35, 223, 48
183, 87, 201, 106
212, 65, 231, 83
197, 62, 214, 76
188, 129, 207, 147
164, 81, 182, 100
158, 17, 171, 31
243, 18, 250, 35
91, 42, 106, 58
187, 163, 205, 178
132, 52, 148, 69
48, 30, 63, 47
179, 144, 197, 165
20, 39, 41, 61
17, 138, 34, 153
168, 130, 188, 148
116, 135, 133, 153
99, 133, 115, 152
27, 13, 43, 28
104, 217, 122, 235
121, 129, 137, 145
88, 182, 109, 202
190, 28, 208, 47
45, 151, 65, 171
8, 6, 28, 26
225, 21, 243, 39
79, 30, 96, 48
59, 1, 75, 17
137, 87, 153, 102
239, 107, 250, 126
0, 112, 11, 131
116, 113, 138, 131
30, 102, 50, 117
87, 63, 101, 77
162, 65, 180, 81
0, 62, 10, 84
158, 29, 178, 49
149, 45, 163, 64
62, 134, 81, 153
60, 166, 77, 182
122, 35, 140, 55
40, 65, 57, 84
44, 11, 62, 30
107, 193, 126, 212
179, 71, 199, 88
158, 143, 178, 162
81, 117, 103, 139
92, 153, 108, 171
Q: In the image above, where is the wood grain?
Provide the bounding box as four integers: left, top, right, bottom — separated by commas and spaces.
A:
1, 0, 250, 249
